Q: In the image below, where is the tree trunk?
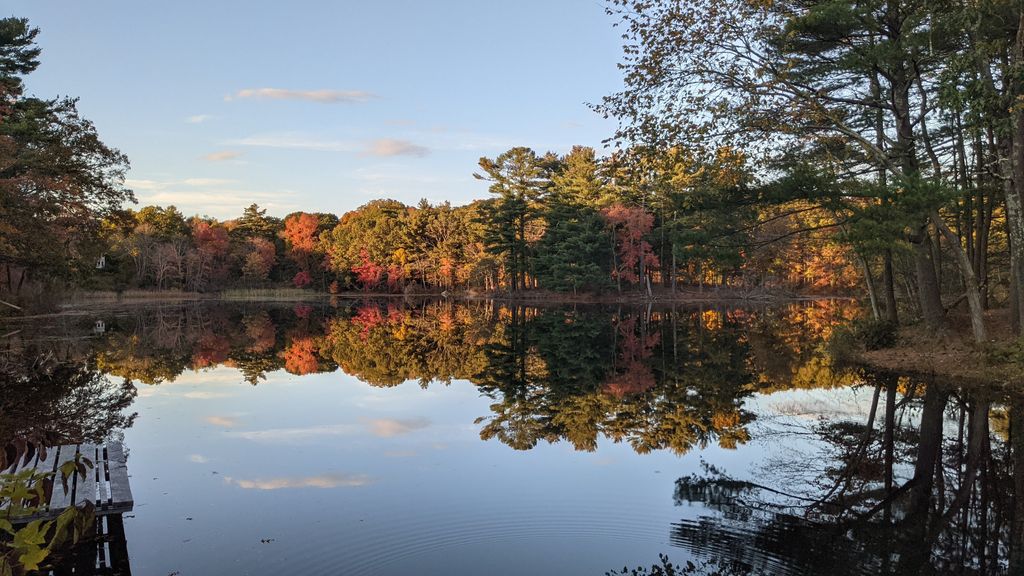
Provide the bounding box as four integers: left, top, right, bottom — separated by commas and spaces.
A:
931, 212, 988, 342
1010, 32, 1024, 334
671, 250, 677, 294
883, 249, 899, 323
911, 225, 945, 331
858, 252, 881, 321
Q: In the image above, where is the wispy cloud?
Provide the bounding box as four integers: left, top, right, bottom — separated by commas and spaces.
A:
226, 88, 376, 104
186, 114, 212, 124
229, 424, 357, 442
124, 178, 167, 191
128, 175, 301, 219
184, 178, 237, 187
225, 473, 373, 490
205, 415, 239, 428
228, 134, 429, 157
365, 417, 430, 438
183, 391, 234, 400
228, 133, 358, 152
363, 139, 430, 158
203, 150, 242, 162
189, 454, 210, 464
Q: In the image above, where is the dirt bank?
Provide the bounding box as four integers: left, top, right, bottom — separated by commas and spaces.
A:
854, 309, 1023, 386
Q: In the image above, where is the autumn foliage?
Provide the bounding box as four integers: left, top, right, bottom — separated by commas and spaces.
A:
602, 204, 660, 285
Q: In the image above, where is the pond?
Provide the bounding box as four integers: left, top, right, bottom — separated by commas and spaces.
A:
0, 299, 1018, 575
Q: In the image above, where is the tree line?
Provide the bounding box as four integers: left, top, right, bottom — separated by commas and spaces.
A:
9, 153, 861, 298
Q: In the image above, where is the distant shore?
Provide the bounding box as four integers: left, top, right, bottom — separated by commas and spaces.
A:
0, 286, 854, 320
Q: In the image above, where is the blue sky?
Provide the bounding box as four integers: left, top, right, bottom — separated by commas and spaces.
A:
8, 0, 625, 219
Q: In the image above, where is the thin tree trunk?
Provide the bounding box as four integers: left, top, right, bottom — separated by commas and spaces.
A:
859, 252, 881, 320
883, 249, 899, 323
931, 211, 988, 342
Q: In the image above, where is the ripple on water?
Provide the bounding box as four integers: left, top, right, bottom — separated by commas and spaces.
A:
264, 499, 680, 576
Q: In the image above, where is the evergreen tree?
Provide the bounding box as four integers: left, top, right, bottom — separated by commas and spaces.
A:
474, 147, 550, 291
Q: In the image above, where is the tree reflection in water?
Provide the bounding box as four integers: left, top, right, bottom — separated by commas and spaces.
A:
671, 372, 1024, 575
0, 351, 137, 575
0, 351, 136, 467
7, 299, 1024, 573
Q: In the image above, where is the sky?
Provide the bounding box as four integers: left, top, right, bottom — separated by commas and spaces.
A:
7, 0, 626, 219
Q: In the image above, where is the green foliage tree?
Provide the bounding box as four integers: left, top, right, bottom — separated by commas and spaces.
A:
0, 18, 134, 291
475, 147, 552, 291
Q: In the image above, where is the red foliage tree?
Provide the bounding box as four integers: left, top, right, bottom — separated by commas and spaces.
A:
602, 204, 659, 285
281, 212, 320, 278
192, 331, 230, 368
386, 265, 405, 293
351, 249, 384, 291
602, 316, 661, 398
293, 270, 312, 288
187, 220, 231, 290
193, 220, 230, 254
283, 337, 319, 375
352, 304, 385, 338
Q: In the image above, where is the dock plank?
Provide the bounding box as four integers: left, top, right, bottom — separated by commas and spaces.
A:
73, 445, 99, 508
105, 443, 134, 512
49, 445, 83, 512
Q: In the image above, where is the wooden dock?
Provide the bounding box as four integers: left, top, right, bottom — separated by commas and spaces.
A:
2, 442, 134, 519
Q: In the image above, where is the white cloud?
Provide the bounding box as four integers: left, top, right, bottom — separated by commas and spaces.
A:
205, 415, 238, 428
189, 454, 210, 463
186, 114, 212, 124
203, 150, 242, 162
363, 139, 429, 158
365, 417, 430, 438
124, 178, 168, 191
226, 88, 376, 103
225, 473, 372, 490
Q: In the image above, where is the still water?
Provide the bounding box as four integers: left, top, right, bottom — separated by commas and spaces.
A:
1, 299, 1017, 575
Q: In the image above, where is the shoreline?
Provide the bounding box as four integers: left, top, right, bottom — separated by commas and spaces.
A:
0, 287, 855, 321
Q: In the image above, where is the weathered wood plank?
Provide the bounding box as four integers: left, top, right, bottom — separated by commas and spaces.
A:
48, 445, 82, 511
96, 445, 111, 507
104, 443, 133, 512
73, 445, 99, 508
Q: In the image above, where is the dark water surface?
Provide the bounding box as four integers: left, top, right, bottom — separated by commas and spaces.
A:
1, 299, 1017, 575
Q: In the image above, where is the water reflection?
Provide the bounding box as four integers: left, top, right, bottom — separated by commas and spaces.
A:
4, 299, 1023, 574
671, 372, 1023, 575
27, 301, 851, 457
